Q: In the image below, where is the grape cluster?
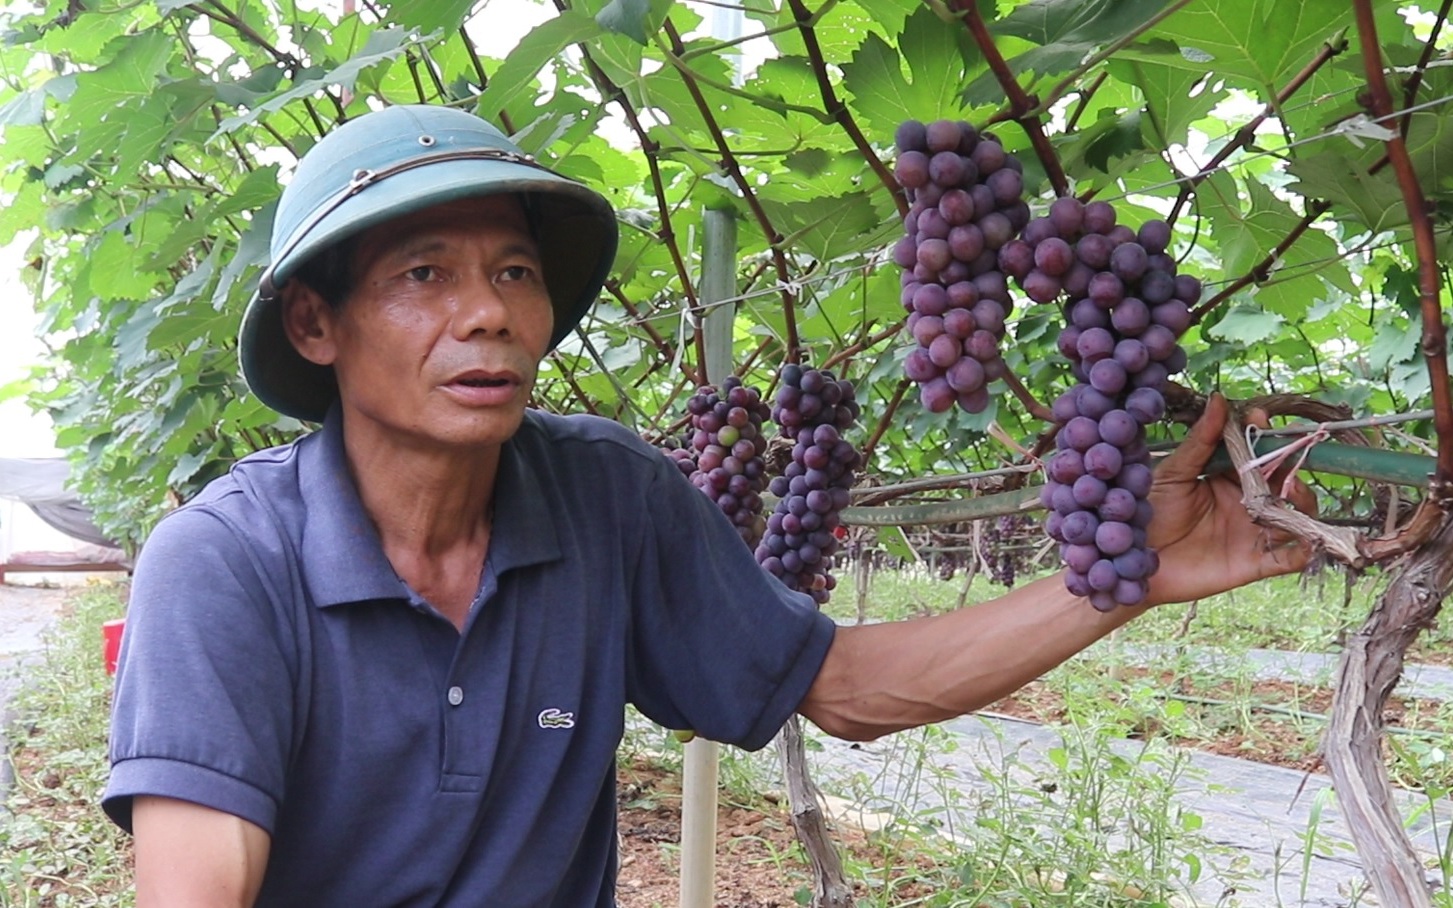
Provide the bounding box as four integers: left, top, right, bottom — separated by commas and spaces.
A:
754, 365, 862, 604
1013, 198, 1201, 609
979, 514, 1034, 588
677, 377, 773, 548
892, 118, 1031, 415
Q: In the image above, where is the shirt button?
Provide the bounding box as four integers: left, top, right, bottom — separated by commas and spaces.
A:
447, 686, 464, 707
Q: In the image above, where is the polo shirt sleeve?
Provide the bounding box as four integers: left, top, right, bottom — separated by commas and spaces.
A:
625, 454, 836, 751
104, 506, 296, 836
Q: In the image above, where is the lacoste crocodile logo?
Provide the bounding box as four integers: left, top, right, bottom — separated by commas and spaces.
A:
537, 708, 576, 729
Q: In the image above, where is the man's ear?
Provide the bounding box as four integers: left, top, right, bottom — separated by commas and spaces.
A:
280, 280, 338, 367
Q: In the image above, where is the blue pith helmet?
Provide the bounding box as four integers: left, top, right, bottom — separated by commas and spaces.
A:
238, 104, 619, 422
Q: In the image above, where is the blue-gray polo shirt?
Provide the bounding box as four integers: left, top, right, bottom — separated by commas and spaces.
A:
104, 408, 836, 907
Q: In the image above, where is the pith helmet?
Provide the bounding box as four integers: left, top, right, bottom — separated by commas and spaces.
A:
238, 104, 619, 422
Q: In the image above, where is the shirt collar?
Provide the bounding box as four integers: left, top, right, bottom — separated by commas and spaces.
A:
297, 407, 562, 609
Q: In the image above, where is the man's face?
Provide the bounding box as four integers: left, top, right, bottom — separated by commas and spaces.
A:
285, 194, 554, 453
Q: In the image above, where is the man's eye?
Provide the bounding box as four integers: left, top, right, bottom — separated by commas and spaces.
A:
407, 265, 437, 282
500, 265, 536, 283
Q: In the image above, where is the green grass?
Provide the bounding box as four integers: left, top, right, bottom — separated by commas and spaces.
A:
1, 583, 132, 908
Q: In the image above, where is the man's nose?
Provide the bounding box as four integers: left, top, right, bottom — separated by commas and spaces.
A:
449, 274, 510, 339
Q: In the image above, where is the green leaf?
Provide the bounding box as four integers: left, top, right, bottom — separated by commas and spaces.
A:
0, 88, 45, 127
387, 0, 475, 34
992, 0, 1170, 76
211, 28, 417, 138
1113, 56, 1224, 148
475, 11, 601, 121
841, 6, 974, 133
1143, 0, 1353, 89
1207, 305, 1283, 345
596, 0, 652, 45
1286, 150, 1405, 234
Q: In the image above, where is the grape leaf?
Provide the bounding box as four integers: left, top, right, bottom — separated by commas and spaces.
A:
991, 0, 1170, 76
1112, 55, 1224, 149
1141, 0, 1352, 89
1207, 305, 1283, 346
841, 6, 973, 132
596, 0, 652, 45
1286, 150, 1406, 234
387, 0, 475, 34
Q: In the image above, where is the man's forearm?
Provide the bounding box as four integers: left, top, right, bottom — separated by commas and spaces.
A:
798, 573, 1137, 741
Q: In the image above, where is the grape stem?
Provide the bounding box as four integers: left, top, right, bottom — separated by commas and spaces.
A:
1000, 367, 1054, 423
786, 0, 909, 218
1353, 0, 1453, 495
1188, 201, 1331, 324
947, 0, 1070, 198
1166, 37, 1347, 227
659, 19, 803, 362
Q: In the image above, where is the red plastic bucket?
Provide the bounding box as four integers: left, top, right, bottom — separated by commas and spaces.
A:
103, 618, 125, 676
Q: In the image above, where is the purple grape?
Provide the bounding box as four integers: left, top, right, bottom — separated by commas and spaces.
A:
1140, 268, 1176, 305
1088, 272, 1124, 308
987, 168, 1023, 205
1110, 297, 1150, 336
947, 224, 985, 263
1087, 559, 1119, 592
1131, 362, 1168, 390
1140, 324, 1177, 361
1117, 463, 1153, 498
957, 386, 991, 413
1125, 387, 1165, 424
917, 237, 951, 272
1062, 262, 1095, 299
1114, 338, 1150, 373
1110, 242, 1148, 283
1083, 442, 1123, 481
1049, 197, 1085, 236
1063, 416, 1101, 451
943, 308, 975, 339
911, 315, 944, 346
1035, 237, 1074, 277
920, 376, 953, 413
957, 121, 980, 154
977, 212, 1014, 249
1152, 300, 1192, 335
1048, 449, 1086, 484
928, 334, 961, 369
1023, 270, 1063, 304
970, 300, 1005, 336
1077, 387, 1115, 420
1095, 520, 1134, 556
1076, 233, 1114, 270
1062, 510, 1100, 546
1083, 200, 1116, 234
918, 208, 950, 240
1066, 571, 1093, 598
914, 283, 948, 317
998, 240, 1035, 280
1064, 543, 1099, 574
1163, 346, 1188, 375
966, 329, 999, 361
939, 189, 975, 225
896, 120, 927, 153
1174, 275, 1203, 305
1076, 327, 1115, 363
1137, 219, 1171, 255
1022, 217, 1059, 247
945, 356, 986, 394
1113, 549, 1150, 580
1098, 409, 1138, 447
1113, 578, 1147, 606
1098, 487, 1138, 522
1088, 358, 1126, 395
1057, 327, 1081, 359
926, 119, 961, 154
1052, 390, 1080, 423
929, 151, 966, 187
970, 139, 1006, 174
1071, 298, 1109, 331
1072, 474, 1108, 508
896, 151, 929, 189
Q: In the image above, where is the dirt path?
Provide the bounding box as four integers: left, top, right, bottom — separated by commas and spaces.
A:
0, 583, 72, 794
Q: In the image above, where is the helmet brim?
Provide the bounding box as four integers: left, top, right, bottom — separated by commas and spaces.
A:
240, 156, 617, 423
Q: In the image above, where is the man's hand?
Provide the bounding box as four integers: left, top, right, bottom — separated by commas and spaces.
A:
1144, 392, 1316, 607
133, 796, 270, 907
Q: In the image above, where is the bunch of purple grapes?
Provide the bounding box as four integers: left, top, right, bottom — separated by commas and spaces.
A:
892, 118, 1031, 415
1010, 197, 1201, 609
754, 365, 862, 605
679, 377, 773, 548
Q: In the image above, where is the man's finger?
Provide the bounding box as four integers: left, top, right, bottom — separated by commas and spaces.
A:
1157, 392, 1227, 481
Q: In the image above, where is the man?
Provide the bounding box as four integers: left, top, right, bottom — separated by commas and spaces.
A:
104, 105, 1312, 906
